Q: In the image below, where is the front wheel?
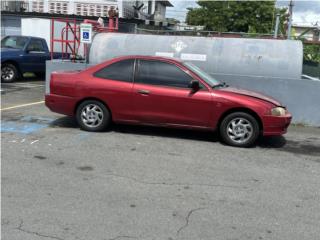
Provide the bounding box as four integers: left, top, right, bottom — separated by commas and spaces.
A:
219, 112, 260, 147
1, 63, 19, 83
76, 100, 111, 132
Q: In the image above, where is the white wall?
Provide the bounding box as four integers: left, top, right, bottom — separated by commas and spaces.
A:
21, 18, 70, 52
21, 18, 51, 49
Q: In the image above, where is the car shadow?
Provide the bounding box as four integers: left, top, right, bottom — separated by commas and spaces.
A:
50, 116, 79, 128
50, 116, 218, 142
112, 124, 219, 143
50, 116, 295, 149
256, 136, 287, 148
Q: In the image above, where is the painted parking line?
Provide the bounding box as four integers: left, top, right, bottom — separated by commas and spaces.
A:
0, 101, 45, 111
1, 83, 45, 88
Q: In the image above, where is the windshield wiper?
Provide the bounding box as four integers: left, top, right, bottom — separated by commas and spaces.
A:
212, 82, 228, 89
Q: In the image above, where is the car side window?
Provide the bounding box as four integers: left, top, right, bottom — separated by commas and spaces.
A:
135, 60, 194, 88
27, 39, 45, 52
94, 59, 134, 83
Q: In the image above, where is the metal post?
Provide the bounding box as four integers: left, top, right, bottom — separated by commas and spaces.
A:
65, 21, 69, 58
274, 13, 280, 38
51, 18, 54, 60
287, 0, 294, 39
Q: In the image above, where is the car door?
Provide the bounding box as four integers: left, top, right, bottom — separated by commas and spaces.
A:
132, 59, 213, 128
20, 38, 48, 73
86, 58, 135, 121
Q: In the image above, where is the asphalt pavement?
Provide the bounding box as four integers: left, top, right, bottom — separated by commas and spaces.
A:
1, 80, 320, 240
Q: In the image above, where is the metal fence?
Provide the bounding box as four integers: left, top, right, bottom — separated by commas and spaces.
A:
135, 27, 284, 39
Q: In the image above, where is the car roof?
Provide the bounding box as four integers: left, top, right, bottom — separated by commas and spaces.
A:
113, 55, 183, 63
3, 35, 45, 41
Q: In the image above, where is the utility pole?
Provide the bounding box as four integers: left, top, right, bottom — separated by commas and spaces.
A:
287, 0, 294, 39
274, 13, 280, 38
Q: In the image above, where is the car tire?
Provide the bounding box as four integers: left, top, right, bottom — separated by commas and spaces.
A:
76, 100, 111, 132
219, 112, 260, 147
1, 63, 19, 83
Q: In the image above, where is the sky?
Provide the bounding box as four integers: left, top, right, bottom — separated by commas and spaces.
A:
166, 0, 320, 26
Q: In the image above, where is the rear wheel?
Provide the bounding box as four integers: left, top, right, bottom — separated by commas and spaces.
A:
76, 100, 111, 132
219, 112, 260, 147
1, 63, 19, 83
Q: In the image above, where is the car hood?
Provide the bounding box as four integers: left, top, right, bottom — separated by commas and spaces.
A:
220, 87, 282, 106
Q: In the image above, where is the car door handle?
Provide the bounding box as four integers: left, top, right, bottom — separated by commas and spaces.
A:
137, 89, 150, 95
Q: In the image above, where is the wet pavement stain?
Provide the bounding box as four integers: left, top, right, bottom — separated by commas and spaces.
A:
77, 166, 94, 171
34, 155, 46, 160
168, 152, 181, 157
280, 140, 320, 157
259, 136, 320, 157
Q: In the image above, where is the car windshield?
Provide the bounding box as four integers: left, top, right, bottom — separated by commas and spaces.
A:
184, 62, 221, 87
1, 36, 28, 50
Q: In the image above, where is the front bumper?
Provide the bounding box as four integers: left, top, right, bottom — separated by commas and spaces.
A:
262, 113, 292, 136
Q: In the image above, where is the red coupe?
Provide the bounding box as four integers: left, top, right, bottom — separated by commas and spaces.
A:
45, 56, 292, 147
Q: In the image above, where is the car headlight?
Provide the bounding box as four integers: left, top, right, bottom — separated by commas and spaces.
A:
271, 107, 287, 116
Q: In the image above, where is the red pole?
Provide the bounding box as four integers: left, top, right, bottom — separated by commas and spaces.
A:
51, 18, 54, 60
73, 19, 76, 59
116, 16, 118, 31
61, 27, 64, 59
108, 16, 114, 32
65, 23, 68, 59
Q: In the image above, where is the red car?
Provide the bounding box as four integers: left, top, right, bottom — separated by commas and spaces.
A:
46, 55, 292, 147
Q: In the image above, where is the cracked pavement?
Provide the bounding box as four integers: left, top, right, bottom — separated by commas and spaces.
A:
1, 80, 320, 240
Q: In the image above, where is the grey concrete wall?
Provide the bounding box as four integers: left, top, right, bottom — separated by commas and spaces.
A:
212, 73, 320, 127
45, 60, 92, 94
46, 61, 320, 127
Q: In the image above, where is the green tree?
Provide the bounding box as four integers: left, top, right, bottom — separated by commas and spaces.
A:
303, 44, 320, 63
186, 0, 287, 34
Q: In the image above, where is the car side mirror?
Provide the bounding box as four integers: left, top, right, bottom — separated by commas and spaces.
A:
189, 80, 200, 92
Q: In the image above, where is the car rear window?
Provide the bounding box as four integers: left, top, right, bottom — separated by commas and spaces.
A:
94, 59, 134, 82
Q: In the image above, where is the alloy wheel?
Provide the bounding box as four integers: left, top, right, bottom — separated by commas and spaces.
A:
80, 104, 104, 128
1, 66, 14, 82
226, 117, 253, 144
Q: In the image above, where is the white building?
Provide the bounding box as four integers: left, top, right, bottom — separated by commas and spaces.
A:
124, 0, 173, 21
11, 0, 172, 20
292, 24, 320, 41
25, 0, 117, 17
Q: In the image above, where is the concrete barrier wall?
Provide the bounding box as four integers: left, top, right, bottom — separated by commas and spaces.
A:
46, 61, 320, 127
45, 60, 92, 94
212, 73, 320, 126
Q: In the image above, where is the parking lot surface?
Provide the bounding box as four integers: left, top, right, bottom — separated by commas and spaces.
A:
1, 80, 320, 240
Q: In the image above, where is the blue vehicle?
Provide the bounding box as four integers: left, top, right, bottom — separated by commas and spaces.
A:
1, 35, 68, 83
